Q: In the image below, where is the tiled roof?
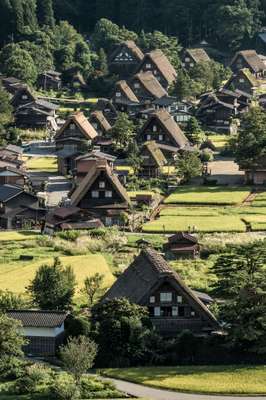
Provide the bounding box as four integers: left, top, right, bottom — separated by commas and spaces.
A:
7, 310, 67, 328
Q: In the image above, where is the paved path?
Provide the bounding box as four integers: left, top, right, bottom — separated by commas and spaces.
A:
110, 378, 266, 400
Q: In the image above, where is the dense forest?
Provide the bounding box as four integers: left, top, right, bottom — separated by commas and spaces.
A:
0, 0, 266, 51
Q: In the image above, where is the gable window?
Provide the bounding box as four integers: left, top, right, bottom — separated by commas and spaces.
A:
150, 296, 155, 304
70, 123, 75, 130
185, 57, 190, 62
134, 82, 140, 89
190, 63, 194, 67
239, 78, 244, 83
154, 307, 160, 316
92, 123, 97, 129
153, 125, 157, 132
159, 134, 164, 141
116, 92, 121, 97
154, 69, 157, 75
91, 191, 99, 198
105, 190, 112, 198
146, 63, 151, 69
22, 95, 28, 100
177, 295, 183, 303
160, 292, 172, 302
191, 310, 196, 317
147, 134, 151, 140
99, 181, 105, 189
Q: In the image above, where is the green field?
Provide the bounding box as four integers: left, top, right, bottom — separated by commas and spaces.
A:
25, 156, 57, 172
164, 186, 251, 205
207, 134, 230, 151
143, 215, 246, 233
252, 192, 266, 207
0, 231, 40, 242
103, 365, 266, 395
0, 254, 114, 294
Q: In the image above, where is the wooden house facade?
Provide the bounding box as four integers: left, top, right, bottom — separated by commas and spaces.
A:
11, 87, 35, 109
112, 80, 140, 113
102, 247, 220, 336
129, 72, 167, 102
181, 48, 210, 70
136, 49, 177, 89
55, 112, 98, 175
140, 141, 167, 178
108, 40, 144, 78
224, 69, 258, 95
90, 111, 112, 139
71, 159, 131, 226
139, 109, 189, 155
37, 70, 62, 91
165, 232, 200, 258
74, 151, 116, 183
230, 50, 266, 78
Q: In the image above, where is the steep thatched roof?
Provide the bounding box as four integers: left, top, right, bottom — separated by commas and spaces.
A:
142, 141, 167, 167
137, 49, 177, 85
71, 159, 131, 207
185, 48, 210, 63
55, 112, 98, 141
115, 80, 140, 103
132, 72, 167, 99
102, 247, 219, 329
109, 40, 144, 62
231, 50, 265, 73
90, 111, 112, 132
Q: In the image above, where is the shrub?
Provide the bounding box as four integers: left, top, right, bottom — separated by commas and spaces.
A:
50, 373, 80, 400
57, 231, 81, 242
14, 364, 52, 395
79, 376, 123, 399
0, 357, 25, 380
89, 228, 108, 238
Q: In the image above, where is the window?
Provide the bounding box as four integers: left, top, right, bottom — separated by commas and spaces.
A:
177, 296, 182, 303
154, 69, 157, 75
159, 134, 164, 141
160, 292, 172, 302
70, 123, 75, 130
22, 95, 28, 100
185, 57, 190, 62
147, 134, 151, 140
91, 191, 99, 198
105, 190, 112, 198
191, 310, 196, 317
134, 82, 140, 88
105, 217, 112, 226
154, 307, 160, 316
190, 63, 194, 67
172, 306, 178, 316
92, 123, 97, 129
146, 63, 151, 69
116, 92, 121, 97
99, 181, 105, 189
150, 296, 155, 303
153, 125, 157, 132
239, 78, 244, 83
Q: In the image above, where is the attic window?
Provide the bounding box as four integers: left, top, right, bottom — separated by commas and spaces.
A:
70, 123, 75, 130
153, 125, 157, 132
105, 190, 112, 198
92, 123, 97, 129
146, 63, 151, 69
185, 57, 190, 62
190, 63, 194, 67
22, 95, 28, 100
91, 191, 99, 198
177, 296, 182, 303
99, 181, 105, 189
150, 296, 155, 304
160, 292, 172, 302
147, 134, 151, 140
159, 134, 164, 141
134, 82, 140, 89
116, 92, 121, 97
191, 310, 196, 317
239, 78, 244, 83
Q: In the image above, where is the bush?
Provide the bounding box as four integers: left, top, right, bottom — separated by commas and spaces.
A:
50, 374, 80, 400
79, 376, 123, 399
57, 231, 81, 242
14, 364, 52, 395
0, 357, 25, 380
89, 228, 108, 238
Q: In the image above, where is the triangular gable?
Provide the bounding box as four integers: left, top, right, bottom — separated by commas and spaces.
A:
11, 87, 36, 106
142, 141, 167, 167
137, 49, 177, 85
110, 41, 144, 63
55, 112, 97, 141
71, 160, 130, 207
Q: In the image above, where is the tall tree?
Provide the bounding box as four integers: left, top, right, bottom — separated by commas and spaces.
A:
110, 112, 135, 152
37, 0, 55, 27
28, 257, 76, 310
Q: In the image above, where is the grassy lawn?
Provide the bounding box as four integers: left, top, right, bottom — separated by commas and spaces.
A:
164, 186, 251, 205
0, 254, 115, 293
143, 215, 246, 233
207, 134, 230, 151
103, 365, 266, 395
0, 231, 40, 242
25, 157, 57, 172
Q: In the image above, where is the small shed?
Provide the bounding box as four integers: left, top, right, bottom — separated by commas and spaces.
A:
166, 232, 200, 258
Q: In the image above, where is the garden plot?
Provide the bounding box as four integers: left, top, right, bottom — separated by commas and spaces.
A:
164, 186, 251, 205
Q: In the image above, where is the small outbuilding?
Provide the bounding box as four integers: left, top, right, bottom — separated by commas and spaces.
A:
165, 232, 200, 258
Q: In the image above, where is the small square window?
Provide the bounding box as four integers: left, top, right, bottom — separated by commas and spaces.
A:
99, 181, 105, 189
134, 82, 140, 89
239, 78, 244, 83
185, 57, 190, 62
22, 95, 28, 100
191, 310, 195, 317
177, 296, 182, 303
116, 92, 121, 97
70, 123, 75, 130
105, 190, 112, 198
150, 296, 155, 303
159, 134, 164, 141
146, 63, 151, 69
190, 63, 194, 67
147, 134, 151, 140
153, 125, 157, 132
91, 191, 99, 198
